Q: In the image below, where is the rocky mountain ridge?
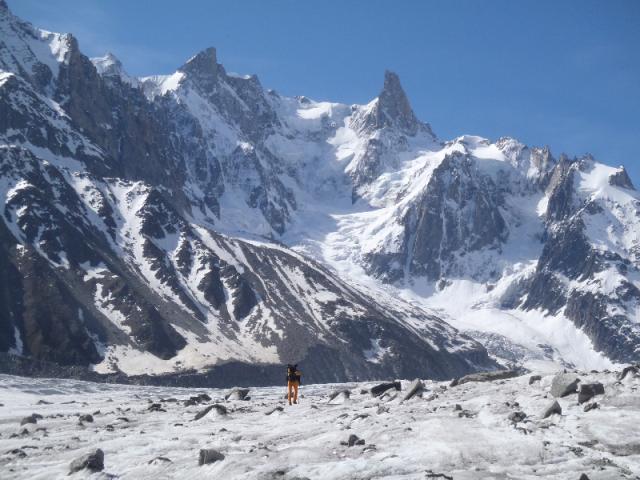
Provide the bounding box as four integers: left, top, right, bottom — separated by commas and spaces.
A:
0, 1, 638, 385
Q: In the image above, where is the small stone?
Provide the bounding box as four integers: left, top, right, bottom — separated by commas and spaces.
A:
346, 434, 364, 447
69, 449, 104, 473
542, 400, 562, 419
36, 400, 52, 405
508, 411, 527, 423
148, 456, 172, 464
198, 448, 224, 465
265, 406, 284, 416
79, 414, 94, 423
529, 375, 542, 385
454, 404, 462, 411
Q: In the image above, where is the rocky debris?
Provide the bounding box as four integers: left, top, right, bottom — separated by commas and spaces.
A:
577, 383, 604, 404
194, 404, 228, 420
69, 449, 104, 474
342, 434, 365, 447
425, 471, 453, 480
583, 402, 599, 412
370, 381, 401, 397
376, 405, 389, 415
618, 365, 639, 381
328, 389, 351, 403
9, 448, 27, 458
529, 375, 542, 385
20, 414, 42, 425
550, 373, 580, 397
199, 448, 225, 465
508, 411, 527, 423
225, 388, 250, 401
450, 369, 523, 387
542, 400, 562, 419
402, 379, 425, 401
265, 406, 284, 415
78, 414, 94, 423
148, 403, 166, 412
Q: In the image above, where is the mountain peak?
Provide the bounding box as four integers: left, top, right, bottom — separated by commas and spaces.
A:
377, 70, 419, 135
351, 70, 424, 136
180, 47, 219, 79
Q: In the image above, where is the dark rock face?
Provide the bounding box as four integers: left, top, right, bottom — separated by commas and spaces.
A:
522, 158, 640, 363
364, 152, 508, 282
608, 167, 635, 190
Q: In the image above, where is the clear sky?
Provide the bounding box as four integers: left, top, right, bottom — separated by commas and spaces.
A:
8, 0, 640, 184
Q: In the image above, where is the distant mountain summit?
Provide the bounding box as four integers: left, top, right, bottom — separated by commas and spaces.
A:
0, 2, 637, 385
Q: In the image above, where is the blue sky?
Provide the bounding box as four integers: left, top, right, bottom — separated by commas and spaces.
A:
8, 0, 640, 184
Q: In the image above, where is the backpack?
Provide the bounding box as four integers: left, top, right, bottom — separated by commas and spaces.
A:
286, 364, 301, 383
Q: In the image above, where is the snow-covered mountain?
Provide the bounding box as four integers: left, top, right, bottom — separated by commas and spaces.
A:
0, 1, 638, 384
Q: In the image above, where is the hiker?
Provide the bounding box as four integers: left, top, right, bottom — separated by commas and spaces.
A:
286, 364, 302, 405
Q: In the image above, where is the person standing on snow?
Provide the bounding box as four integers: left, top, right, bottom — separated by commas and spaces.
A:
286, 364, 302, 405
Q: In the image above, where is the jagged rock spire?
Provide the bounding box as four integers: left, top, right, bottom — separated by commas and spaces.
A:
377, 70, 419, 135
351, 70, 425, 136
180, 47, 219, 79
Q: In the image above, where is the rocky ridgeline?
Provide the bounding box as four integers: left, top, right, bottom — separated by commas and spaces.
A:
1, 366, 638, 479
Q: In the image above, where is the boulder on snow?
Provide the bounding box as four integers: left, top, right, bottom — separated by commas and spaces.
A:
508, 411, 527, 423
328, 389, 351, 403
450, 369, 524, 387
583, 402, 599, 412
225, 388, 250, 401
550, 373, 580, 397
542, 400, 562, 419
577, 383, 604, 404
402, 379, 425, 401
185, 393, 212, 406
79, 414, 94, 423
69, 449, 104, 473
343, 434, 365, 447
20, 414, 38, 426
194, 404, 228, 420
198, 448, 225, 465
618, 365, 639, 381
529, 375, 542, 385
148, 403, 166, 412
370, 381, 401, 397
